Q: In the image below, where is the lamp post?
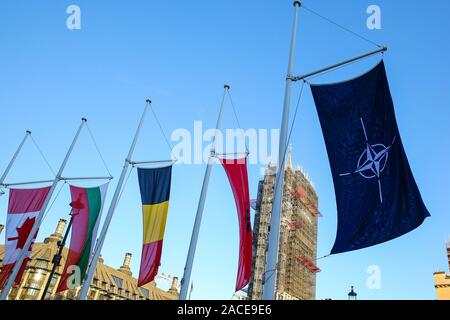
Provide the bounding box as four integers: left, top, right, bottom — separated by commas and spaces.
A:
41, 200, 83, 300
348, 286, 357, 300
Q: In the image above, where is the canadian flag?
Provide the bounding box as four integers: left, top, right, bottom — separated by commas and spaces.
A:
0, 187, 50, 289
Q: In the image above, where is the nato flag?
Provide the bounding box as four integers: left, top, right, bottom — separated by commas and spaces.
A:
311, 61, 430, 255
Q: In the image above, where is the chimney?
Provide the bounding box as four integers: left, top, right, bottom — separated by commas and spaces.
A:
0, 224, 4, 236
447, 238, 450, 272
53, 219, 67, 237
118, 252, 132, 276
123, 252, 132, 268
44, 219, 67, 243
169, 276, 179, 294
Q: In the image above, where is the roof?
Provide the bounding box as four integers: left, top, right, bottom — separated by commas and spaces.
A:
0, 234, 178, 300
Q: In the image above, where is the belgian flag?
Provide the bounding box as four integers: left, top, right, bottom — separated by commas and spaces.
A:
137, 166, 172, 287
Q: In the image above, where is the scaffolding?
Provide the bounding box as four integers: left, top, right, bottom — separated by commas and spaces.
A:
248, 155, 321, 300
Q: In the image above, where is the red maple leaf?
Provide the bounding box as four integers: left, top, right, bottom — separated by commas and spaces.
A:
7, 217, 37, 250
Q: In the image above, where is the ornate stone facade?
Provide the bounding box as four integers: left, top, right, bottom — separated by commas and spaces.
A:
434, 239, 450, 300
0, 220, 178, 300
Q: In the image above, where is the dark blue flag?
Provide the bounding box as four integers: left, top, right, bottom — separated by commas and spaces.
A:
311, 61, 430, 254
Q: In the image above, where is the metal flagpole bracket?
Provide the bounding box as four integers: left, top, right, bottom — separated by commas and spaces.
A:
288, 47, 388, 82
1, 176, 114, 188
129, 159, 176, 167
0, 179, 55, 188
215, 151, 250, 157
61, 176, 114, 181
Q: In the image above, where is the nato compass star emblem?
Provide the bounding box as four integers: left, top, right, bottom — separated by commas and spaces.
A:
339, 118, 396, 204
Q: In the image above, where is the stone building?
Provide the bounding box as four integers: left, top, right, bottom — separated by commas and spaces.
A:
248, 149, 320, 300
0, 220, 178, 300
433, 239, 450, 300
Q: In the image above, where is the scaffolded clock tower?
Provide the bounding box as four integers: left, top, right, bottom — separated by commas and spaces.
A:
248, 148, 320, 300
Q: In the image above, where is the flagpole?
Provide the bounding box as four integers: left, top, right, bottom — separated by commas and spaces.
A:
41, 208, 74, 300
188, 282, 193, 300
263, 1, 301, 300
0, 118, 87, 300
0, 130, 31, 186
179, 85, 229, 300
79, 100, 151, 300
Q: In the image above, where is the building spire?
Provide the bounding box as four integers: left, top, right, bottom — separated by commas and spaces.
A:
286, 145, 293, 171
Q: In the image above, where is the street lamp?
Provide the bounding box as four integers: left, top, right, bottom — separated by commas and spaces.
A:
348, 286, 357, 300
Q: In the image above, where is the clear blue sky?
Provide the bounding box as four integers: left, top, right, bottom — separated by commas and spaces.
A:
1, 0, 449, 300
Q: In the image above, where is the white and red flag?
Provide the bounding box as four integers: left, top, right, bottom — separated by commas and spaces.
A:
219, 157, 252, 292
0, 187, 50, 289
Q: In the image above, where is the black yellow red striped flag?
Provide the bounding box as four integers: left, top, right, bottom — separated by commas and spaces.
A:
137, 166, 172, 287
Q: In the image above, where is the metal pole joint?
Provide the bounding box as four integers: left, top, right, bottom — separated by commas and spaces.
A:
290, 47, 387, 82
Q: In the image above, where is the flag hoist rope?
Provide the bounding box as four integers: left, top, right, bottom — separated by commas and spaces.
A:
86, 122, 113, 178
150, 105, 175, 154
301, 4, 383, 49
0, 131, 31, 196
227, 90, 249, 154
0, 130, 57, 193
41, 181, 67, 223
0, 118, 87, 300
29, 134, 56, 176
